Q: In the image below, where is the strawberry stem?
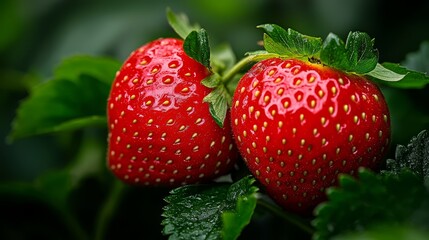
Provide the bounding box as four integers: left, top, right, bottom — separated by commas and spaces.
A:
221, 52, 280, 84
60, 208, 89, 240
257, 196, 315, 235
94, 181, 127, 240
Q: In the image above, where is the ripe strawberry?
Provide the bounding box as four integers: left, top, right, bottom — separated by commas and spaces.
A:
231, 58, 390, 214
107, 38, 238, 187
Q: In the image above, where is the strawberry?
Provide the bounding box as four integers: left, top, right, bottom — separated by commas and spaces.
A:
107, 38, 238, 187
231, 58, 391, 214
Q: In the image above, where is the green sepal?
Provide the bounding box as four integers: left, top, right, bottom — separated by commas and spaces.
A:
320, 31, 378, 74
166, 7, 200, 39
320, 33, 350, 70
255, 24, 429, 86
201, 73, 221, 88
258, 24, 322, 59
366, 63, 405, 82
343, 31, 378, 74
201, 73, 231, 127
184, 29, 211, 70
369, 62, 429, 89
203, 83, 231, 127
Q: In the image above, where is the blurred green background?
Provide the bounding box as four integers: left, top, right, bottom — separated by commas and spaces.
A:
1, 0, 429, 239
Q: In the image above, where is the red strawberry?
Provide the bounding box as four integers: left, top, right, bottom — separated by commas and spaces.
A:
231, 58, 390, 214
107, 38, 238, 187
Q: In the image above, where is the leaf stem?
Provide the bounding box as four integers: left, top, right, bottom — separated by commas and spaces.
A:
256, 197, 315, 235
221, 53, 279, 84
94, 180, 127, 240
59, 208, 90, 240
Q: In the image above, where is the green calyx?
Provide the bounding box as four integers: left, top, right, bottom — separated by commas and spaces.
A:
257, 23, 429, 88
258, 24, 323, 61
167, 9, 429, 127
258, 24, 391, 79
167, 8, 238, 128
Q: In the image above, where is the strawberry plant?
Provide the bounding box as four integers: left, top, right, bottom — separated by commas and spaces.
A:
5, 7, 429, 240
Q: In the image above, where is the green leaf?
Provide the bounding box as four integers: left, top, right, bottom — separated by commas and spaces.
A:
221, 194, 257, 240
384, 130, 429, 185
344, 31, 378, 74
166, 7, 200, 39
162, 176, 258, 240
312, 169, 429, 240
258, 24, 322, 59
370, 62, 429, 89
0, 133, 109, 240
320, 31, 378, 74
333, 225, 429, 240
221, 178, 258, 240
53, 55, 120, 85
366, 63, 405, 81
9, 55, 120, 140
10, 75, 108, 139
184, 29, 211, 69
320, 33, 349, 70
203, 84, 231, 127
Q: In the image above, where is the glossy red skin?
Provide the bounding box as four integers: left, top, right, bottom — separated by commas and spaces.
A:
107, 38, 238, 187
231, 58, 390, 214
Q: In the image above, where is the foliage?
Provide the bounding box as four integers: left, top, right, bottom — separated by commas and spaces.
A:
313, 169, 429, 240
2, 1, 429, 240
162, 176, 258, 240
384, 130, 429, 185
9, 56, 120, 140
